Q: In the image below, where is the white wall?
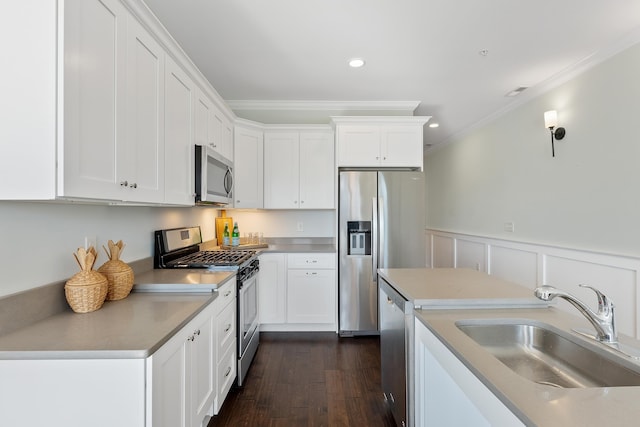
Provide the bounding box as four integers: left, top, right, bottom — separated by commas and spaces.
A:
220, 209, 335, 239
0, 202, 219, 297
426, 42, 640, 258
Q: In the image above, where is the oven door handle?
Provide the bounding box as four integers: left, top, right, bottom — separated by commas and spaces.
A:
224, 167, 233, 196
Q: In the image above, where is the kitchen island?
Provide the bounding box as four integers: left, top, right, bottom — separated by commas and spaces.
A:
379, 268, 640, 426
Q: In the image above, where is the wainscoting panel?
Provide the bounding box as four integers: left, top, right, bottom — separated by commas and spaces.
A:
489, 245, 538, 288
432, 234, 455, 268
544, 254, 637, 337
426, 229, 640, 339
455, 239, 486, 272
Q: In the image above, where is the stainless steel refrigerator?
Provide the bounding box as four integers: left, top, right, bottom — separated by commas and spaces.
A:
338, 170, 426, 336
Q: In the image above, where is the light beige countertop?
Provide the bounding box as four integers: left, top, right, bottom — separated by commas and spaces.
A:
0, 292, 215, 360
415, 307, 640, 426
378, 268, 546, 308
259, 243, 335, 253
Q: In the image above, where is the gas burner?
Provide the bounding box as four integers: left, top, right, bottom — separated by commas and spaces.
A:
167, 250, 256, 268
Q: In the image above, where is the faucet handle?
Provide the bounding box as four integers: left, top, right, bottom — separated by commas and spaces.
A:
579, 284, 614, 313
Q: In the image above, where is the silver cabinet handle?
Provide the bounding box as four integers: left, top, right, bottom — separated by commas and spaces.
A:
387, 296, 393, 305
224, 366, 232, 377
195, 329, 200, 336
224, 324, 231, 333
130, 183, 137, 189
224, 290, 231, 297
120, 181, 128, 187
187, 335, 195, 342
306, 272, 318, 276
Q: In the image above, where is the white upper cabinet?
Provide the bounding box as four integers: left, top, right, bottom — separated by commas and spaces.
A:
1, 0, 234, 205
264, 128, 335, 209
333, 117, 430, 170
123, 15, 165, 203
61, 0, 128, 201
164, 56, 195, 206
233, 122, 264, 208
195, 90, 234, 162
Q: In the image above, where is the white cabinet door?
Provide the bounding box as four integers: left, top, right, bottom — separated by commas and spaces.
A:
287, 269, 336, 324
195, 91, 212, 149
264, 129, 335, 209
150, 301, 217, 427
123, 16, 165, 202
62, 0, 127, 200
233, 125, 263, 208
414, 318, 524, 427
334, 118, 428, 169
381, 125, 423, 168
299, 131, 335, 209
150, 330, 189, 427
164, 56, 195, 205
189, 313, 215, 427
264, 131, 299, 209
336, 125, 380, 167
221, 117, 234, 161
258, 253, 287, 324
213, 279, 237, 414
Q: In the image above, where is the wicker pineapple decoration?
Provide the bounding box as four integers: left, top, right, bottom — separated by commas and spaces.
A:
98, 240, 134, 301
65, 247, 108, 313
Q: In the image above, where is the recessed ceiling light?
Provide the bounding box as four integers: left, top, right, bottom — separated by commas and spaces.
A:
429, 123, 439, 128
348, 58, 365, 68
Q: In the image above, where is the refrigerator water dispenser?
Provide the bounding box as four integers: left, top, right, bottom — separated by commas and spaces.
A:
347, 221, 371, 255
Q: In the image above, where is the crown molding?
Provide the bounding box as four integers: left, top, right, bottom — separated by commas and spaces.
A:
226, 100, 421, 112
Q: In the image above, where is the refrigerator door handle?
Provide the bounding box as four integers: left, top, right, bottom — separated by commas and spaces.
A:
372, 197, 378, 282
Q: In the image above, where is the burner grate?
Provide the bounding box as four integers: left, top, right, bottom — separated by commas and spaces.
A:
168, 250, 256, 267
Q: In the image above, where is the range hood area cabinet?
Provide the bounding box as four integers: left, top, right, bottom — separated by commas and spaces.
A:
332, 117, 431, 170
2, 0, 231, 206
263, 127, 335, 209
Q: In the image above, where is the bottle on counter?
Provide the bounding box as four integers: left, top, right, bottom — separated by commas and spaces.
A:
223, 223, 230, 246
232, 222, 240, 246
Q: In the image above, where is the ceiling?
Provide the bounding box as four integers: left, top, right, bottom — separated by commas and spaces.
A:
143, 0, 640, 147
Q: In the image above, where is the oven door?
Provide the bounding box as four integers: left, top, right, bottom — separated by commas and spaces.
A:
239, 271, 259, 355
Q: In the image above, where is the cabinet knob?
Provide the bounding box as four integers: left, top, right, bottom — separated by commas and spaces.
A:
224, 324, 231, 333
236, 200, 240, 203
130, 183, 137, 189
187, 335, 195, 342
300, 200, 304, 204
120, 180, 128, 187
195, 329, 201, 336
224, 290, 231, 297
224, 366, 232, 377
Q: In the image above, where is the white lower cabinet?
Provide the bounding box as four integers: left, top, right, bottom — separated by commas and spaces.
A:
414, 318, 523, 427
258, 253, 336, 331
258, 253, 287, 324
149, 299, 217, 427
213, 280, 237, 415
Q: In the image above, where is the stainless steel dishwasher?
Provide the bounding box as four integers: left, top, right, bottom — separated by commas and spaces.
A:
380, 277, 409, 427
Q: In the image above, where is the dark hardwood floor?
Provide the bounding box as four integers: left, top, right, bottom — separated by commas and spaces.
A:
209, 332, 396, 427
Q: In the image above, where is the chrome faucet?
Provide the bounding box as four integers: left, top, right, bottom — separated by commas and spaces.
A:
534, 284, 617, 343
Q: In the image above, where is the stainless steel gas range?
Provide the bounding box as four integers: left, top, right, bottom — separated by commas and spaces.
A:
153, 226, 260, 387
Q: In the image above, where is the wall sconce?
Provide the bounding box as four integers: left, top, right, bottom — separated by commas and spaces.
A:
544, 110, 566, 157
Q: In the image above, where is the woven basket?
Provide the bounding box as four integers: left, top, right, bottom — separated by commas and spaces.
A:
65, 247, 108, 313
98, 240, 134, 300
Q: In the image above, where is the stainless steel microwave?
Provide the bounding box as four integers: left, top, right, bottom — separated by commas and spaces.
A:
195, 145, 233, 206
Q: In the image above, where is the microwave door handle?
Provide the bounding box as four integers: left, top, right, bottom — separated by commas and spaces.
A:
224, 167, 233, 195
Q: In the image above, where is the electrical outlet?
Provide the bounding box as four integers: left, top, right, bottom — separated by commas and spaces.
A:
504, 222, 515, 233
297, 221, 304, 232
84, 236, 97, 249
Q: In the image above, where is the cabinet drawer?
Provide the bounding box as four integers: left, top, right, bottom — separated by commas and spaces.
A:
215, 345, 237, 414
287, 253, 335, 269
216, 279, 236, 308
216, 300, 236, 359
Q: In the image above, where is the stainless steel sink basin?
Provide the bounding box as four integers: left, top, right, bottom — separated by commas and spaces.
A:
456, 319, 640, 388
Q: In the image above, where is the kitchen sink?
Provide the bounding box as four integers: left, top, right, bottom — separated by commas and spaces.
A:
456, 319, 640, 388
